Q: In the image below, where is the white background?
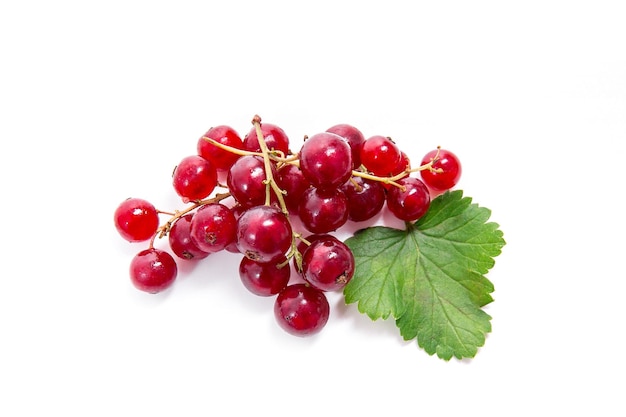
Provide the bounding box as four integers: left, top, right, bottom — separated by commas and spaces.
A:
1, 1, 625, 415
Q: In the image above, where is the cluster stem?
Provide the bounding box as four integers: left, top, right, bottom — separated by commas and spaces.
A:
149, 192, 231, 249
251, 115, 289, 215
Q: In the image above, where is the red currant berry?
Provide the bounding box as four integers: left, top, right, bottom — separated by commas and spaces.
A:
386, 177, 431, 221
275, 163, 312, 214
298, 187, 349, 234
302, 238, 355, 292
294, 233, 340, 274
172, 155, 217, 203
114, 197, 159, 242
236, 205, 293, 264
243, 122, 290, 156
227, 155, 278, 209
360, 135, 402, 176
299, 132, 353, 190
238, 257, 290, 296
274, 283, 330, 337
197, 125, 244, 172
168, 213, 210, 260
129, 248, 178, 293
340, 177, 386, 222
420, 149, 462, 192
190, 203, 237, 253
326, 123, 365, 169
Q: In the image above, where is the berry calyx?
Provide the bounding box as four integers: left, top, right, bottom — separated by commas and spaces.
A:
301, 238, 355, 292
168, 213, 210, 260
190, 203, 237, 253
236, 205, 293, 264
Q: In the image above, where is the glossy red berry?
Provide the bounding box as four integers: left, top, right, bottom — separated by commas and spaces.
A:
227, 155, 278, 209
168, 213, 210, 260
340, 177, 386, 222
129, 248, 178, 293
274, 283, 330, 336
197, 125, 243, 172
386, 177, 431, 221
243, 122, 290, 156
326, 123, 365, 169
190, 203, 237, 253
420, 149, 462, 192
172, 155, 217, 203
299, 132, 353, 190
275, 163, 311, 214
114, 197, 159, 242
302, 238, 355, 292
298, 187, 349, 234
238, 257, 290, 296
294, 233, 340, 274
360, 135, 402, 176
236, 205, 293, 264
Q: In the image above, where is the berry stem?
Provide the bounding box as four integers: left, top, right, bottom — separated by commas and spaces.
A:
251, 115, 289, 215
350, 147, 444, 190
148, 192, 231, 249
351, 170, 405, 190
201, 136, 263, 158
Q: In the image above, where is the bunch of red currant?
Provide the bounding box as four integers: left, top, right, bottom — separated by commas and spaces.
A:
113, 115, 461, 336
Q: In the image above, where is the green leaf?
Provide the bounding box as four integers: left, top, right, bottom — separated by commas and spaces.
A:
344, 190, 505, 360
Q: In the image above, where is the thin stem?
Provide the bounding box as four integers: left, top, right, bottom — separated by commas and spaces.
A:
148, 192, 231, 248
251, 115, 289, 215
201, 136, 263, 158
350, 147, 444, 190
410, 146, 443, 174
351, 170, 406, 190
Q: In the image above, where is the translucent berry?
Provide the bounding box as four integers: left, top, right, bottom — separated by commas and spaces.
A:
302, 238, 355, 292
299, 132, 353, 190
340, 177, 386, 222
420, 149, 462, 192
293, 233, 339, 275
275, 164, 311, 214
386, 177, 431, 221
360, 135, 402, 176
129, 248, 178, 293
274, 283, 330, 337
114, 197, 159, 242
236, 205, 292, 264
197, 125, 244, 172
190, 203, 237, 253
168, 213, 210, 260
172, 155, 218, 203
326, 123, 365, 169
298, 187, 349, 234
243, 122, 290, 155
227, 155, 278, 209
238, 257, 290, 296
